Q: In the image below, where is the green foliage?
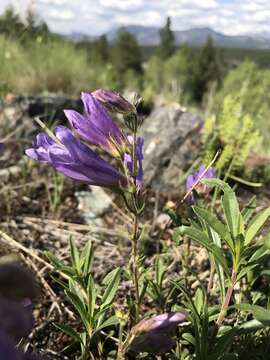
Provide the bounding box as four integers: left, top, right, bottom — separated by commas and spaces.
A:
215, 60, 270, 154
190, 36, 222, 103
157, 16, 175, 60
0, 35, 119, 95
112, 28, 143, 87
0, 5, 49, 42
173, 180, 270, 359
202, 95, 261, 174
47, 239, 120, 359
144, 45, 193, 104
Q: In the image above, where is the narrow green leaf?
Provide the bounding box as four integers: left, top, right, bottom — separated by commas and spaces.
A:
179, 226, 229, 276
51, 276, 69, 291
264, 233, 270, 249
46, 252, 65, 270
69, 237, 81, 274
139, 279, 148, 303
54, 323, 82, 343
155, 256, 166, 287
245, 208, 270, 245
234, 303, 270, 326
101, 267, 121, 308
202, 179, 244, 238
65, 290, 89, 330
82, 241, 94, 276
182, 333, 196, 346
194, 288, 203, 314
248, 245, 269, 263
147, 280, 160, 300
208, 228, 226, 301
94, 315, 119, 334
87, 275, 96, 319
241, 196, 257, 225
236, 264, 258, 281
69, 279, 86, 307
193, 206, 234, 251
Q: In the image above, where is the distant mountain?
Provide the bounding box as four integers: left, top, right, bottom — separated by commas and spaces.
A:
66, 26, 270, 49
66, 32, 93, 42
106, 25, 160, 45
106, 26, 270, 49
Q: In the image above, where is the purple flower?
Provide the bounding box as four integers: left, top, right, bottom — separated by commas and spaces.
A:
26, 126, 124, 188
130, 312, 186, 354
0, 143, 4, 150
26, 89, 144, 194
186, 165, 215, 204
92, 89, 135, 115
64, 92, 127, 156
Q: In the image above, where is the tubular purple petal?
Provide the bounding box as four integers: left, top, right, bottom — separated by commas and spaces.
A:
64, 92, 126, 155
25, 126, 124, 188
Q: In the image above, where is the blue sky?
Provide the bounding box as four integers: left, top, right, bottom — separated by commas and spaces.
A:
1, 0, 270, 36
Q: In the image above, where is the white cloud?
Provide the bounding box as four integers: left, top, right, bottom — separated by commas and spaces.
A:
99, 0, 144, 10
37, 0, 66, 5
0, 0, 270, 37
47, 8, 74, 20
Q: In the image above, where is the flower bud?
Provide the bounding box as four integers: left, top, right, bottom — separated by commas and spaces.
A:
186, 165, 215, 204
130, 312, 186, 354
92, 89, 135, 115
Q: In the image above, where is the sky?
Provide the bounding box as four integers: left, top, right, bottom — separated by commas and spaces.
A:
1, 0, 270, 37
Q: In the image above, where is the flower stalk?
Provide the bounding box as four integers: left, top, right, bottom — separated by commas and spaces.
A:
132, 212, 140, 320
216, 268, 237, 328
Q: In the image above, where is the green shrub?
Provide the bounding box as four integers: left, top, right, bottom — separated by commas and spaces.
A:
215, 60, 270, 154
203, 95, 261, 176
0, 35, 119, 95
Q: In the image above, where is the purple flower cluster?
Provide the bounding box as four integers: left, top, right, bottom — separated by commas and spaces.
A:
26, 91, 143, 192
130, 312, 186, 354
186, 165, 215, 204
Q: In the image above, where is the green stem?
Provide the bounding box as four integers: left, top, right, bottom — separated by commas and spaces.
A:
207, 257, 215, 295
117, 323, 124, 360
132, 213, 141, 320
216, 269, 237, 328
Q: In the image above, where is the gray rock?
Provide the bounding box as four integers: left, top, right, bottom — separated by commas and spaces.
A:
140, 105, 202, 193
75, 186, 112, 225
0, 95, 81, 138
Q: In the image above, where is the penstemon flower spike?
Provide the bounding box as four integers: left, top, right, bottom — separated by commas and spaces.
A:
26, 89, 145, 328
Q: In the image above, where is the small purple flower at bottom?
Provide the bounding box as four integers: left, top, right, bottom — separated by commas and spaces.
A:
0, 143, 4, 150
130, 312, 186, 354
26, 126, 125, 189
186, 165, 215, 204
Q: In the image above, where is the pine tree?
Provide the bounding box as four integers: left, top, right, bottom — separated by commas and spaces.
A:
158, 17, 175, 60
112, 28, 143, 80
191, 36, 221, 103
0, 6, 25, 38
93, 35, 109, 62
